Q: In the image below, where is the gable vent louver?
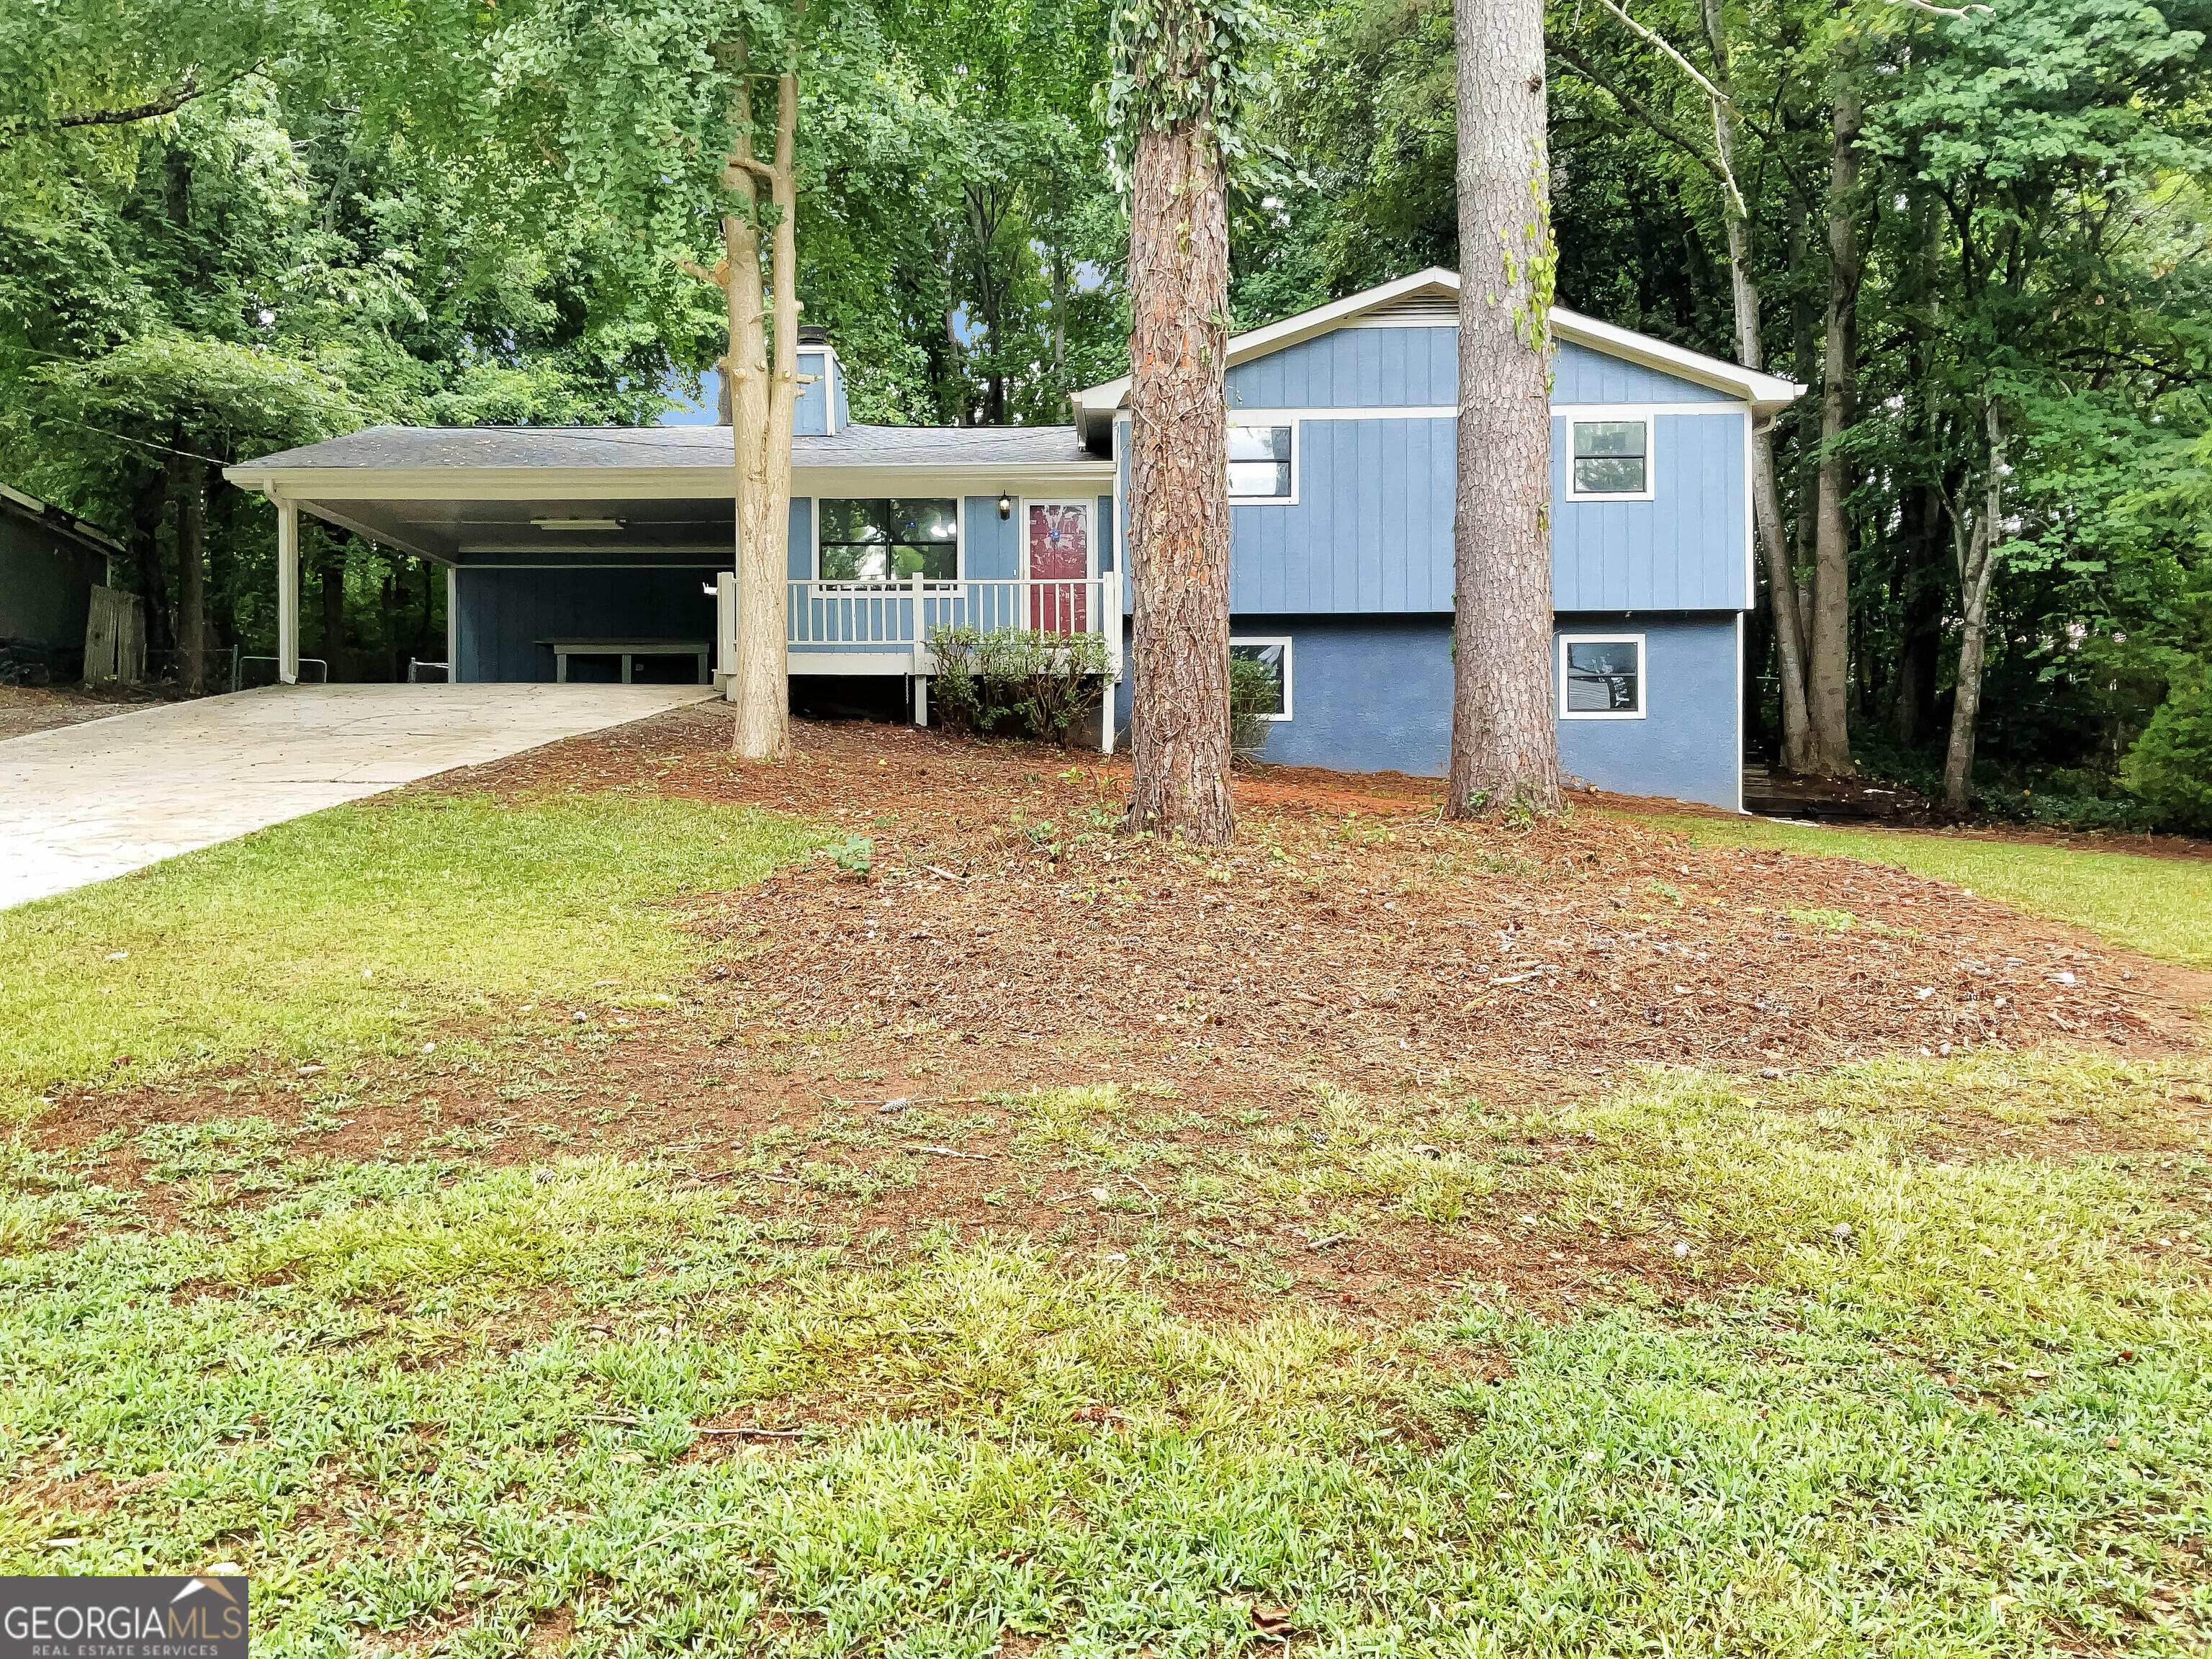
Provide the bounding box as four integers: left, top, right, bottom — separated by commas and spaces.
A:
1351, 293, 1461, 325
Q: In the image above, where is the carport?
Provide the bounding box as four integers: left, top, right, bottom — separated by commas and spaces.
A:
222, 425, 744, 689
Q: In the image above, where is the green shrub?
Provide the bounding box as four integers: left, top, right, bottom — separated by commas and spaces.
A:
925, 624, 1112, 747
2123, 660, 2212, 832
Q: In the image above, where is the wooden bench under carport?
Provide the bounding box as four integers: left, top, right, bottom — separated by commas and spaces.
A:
541, 637, 711, 685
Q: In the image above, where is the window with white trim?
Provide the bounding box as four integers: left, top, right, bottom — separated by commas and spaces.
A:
817, 498, 957, 583
1230, 637, 1292, 720
1569, 418, 1650, 497
1560, 634, 1645, 719
1228, 424, 1294, 499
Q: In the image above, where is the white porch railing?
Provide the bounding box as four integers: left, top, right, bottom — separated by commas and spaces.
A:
783, 573, 1123, 675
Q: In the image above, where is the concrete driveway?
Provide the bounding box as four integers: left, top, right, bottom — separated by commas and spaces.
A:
0, 683, 716, 909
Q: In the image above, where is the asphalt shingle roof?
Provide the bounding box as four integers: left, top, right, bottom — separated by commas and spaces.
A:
243, 423, 1093, 470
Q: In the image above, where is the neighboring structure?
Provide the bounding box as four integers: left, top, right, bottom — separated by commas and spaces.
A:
0, 482, 121, 685
226, 270, 1799, 809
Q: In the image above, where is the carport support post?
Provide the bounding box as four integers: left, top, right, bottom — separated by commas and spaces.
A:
276, 498, 300, 685
446, 567, 459, 683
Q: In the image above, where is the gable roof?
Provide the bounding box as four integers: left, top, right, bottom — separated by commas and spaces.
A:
1071, 268, 1804, 448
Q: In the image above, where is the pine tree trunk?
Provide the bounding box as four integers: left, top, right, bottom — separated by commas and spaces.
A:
1445, 0, 1559, 818
1943, 403, 2005, 811
1123, 115, 1235, 845
171, 455, 206, 696
1806, 80, 1861, 775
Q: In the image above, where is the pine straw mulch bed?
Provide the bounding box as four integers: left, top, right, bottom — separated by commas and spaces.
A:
417, 703, 2200, 1085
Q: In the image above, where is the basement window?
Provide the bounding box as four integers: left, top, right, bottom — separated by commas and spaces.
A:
1231, 638, 1292, 720
1560, 634, 1645, 719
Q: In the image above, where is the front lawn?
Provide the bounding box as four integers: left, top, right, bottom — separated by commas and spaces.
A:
4, 712, 2207, 1656
0, 793, 821, 1118
1639, 814, 2212, 970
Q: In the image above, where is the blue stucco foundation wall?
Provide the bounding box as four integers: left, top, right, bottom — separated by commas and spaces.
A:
1110, 611, 1741, 809
455, 565, 721, 683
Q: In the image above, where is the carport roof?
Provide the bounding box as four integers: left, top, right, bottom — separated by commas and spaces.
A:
235, 421, 1093, 472
222, 421, 1114, 566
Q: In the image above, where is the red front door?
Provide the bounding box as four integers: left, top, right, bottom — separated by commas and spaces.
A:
1027, 503, 1089, 634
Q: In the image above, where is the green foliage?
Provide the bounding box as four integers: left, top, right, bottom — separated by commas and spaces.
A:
824, 833, 876, 878
1107, 0, 1269, 167
2123, 660, 2212, 834
925, 623, 1113, 746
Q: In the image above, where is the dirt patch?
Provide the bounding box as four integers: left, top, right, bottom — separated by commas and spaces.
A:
0, 683, 168, 741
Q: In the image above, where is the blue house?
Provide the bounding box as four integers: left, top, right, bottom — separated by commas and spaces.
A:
1077, 269, 1800, 810
226, 274, 1797, 809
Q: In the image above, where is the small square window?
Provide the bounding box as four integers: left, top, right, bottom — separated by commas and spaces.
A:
1230, 638, 1292, 719
1572, 420, 1649, 495
1560, 635, 1644, 719
1228, 426, 1293, 498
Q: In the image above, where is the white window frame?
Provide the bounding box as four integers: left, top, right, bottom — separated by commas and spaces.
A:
1564, 409, 1657, 503
1226, 416, 1300, 505
814, 494, 964, 586
1559, 632, 1646, 721
1231, 635, 1294, 721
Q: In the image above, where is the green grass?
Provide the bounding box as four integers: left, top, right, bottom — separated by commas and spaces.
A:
4, 1057, 2208, 1655
1637, 814, 2212, 968
0, 793, 822, 1115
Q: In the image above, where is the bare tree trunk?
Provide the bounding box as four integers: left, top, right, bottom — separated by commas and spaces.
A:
1445, 0, 1559, 817
720, 45, 801, 763
1697, 0, 1809, 774
170, 454, 207, 696
380, 565, 398, 682
1806, 80, 1861, 775
1943, 402, 2005, 811
1124, 115, 1235, 845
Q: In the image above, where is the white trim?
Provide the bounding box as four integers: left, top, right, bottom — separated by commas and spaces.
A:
1559, 632, 1647, 721
1549, 402, 1741, 419
1226, 417, 1300, 505
1743, 410, 1758, 611
1733, 611, 1747, 814
1564, 412, 1657, 503
276, 499, 300, 685
1073, 268, 1805, 439
1231, 636, 1294, 720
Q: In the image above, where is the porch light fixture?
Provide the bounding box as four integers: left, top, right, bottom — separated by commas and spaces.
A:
997, 492, 1011, 521
530, 517, 623, 531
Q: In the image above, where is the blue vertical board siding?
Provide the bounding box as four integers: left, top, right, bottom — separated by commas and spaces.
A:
964, 496, 1017, 577
1227, 418, 1457, 613
1553, 614, 1739, 808
1552, 341, 1735, 403
1108, 612, 1740, 808
1226, 328, 1459, 408
1096, 495, 1115, 572
795, 353, 828, 435
455, 565, 720, 683
832, 359, 850, 430
787, 497, 813, 579
1548, 411, 1745, 611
